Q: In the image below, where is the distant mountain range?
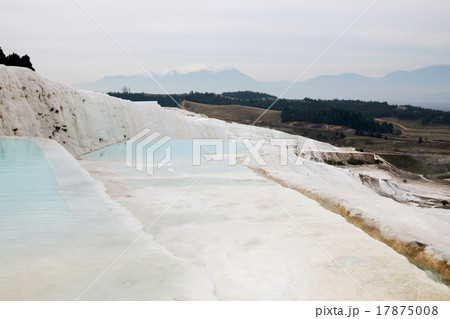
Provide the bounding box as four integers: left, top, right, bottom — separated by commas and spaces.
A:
73, 65, 450, 110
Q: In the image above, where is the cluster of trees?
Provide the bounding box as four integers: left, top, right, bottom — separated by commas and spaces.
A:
108, 92, 182, 107
222, 91, 275, 99
394, 107, 450, 125
281, 106, 394, 135
108, 91, 276, 108
0, 47, 35, 71
293, 98, 450, 126
185, 91, 236, 105
186, 91, 279, 109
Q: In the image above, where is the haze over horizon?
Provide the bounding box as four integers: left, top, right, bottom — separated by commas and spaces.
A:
1, 0, 449, 85
73, 64, 450, 111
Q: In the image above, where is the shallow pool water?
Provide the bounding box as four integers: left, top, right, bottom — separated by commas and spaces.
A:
0, 138, 71, 244
1, 138, 223, 300
81, 139, 253, 182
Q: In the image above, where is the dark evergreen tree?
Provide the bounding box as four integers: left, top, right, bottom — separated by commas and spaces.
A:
0, 47, 35, 71
5, 53, 21, 66
0, 47, 6, 64
20, 54, 35, 71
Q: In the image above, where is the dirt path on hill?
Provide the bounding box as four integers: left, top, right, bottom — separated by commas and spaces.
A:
374, 118, 409, 130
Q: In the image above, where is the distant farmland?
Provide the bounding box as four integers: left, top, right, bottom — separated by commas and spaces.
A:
182, 100, 281, 125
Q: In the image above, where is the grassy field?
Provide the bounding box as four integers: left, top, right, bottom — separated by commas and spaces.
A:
375, 117, 450, 143
182, 100, 281, 125
335, 134, 449, 153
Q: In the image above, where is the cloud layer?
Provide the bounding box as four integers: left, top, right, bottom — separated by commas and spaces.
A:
2, 0, 449, 84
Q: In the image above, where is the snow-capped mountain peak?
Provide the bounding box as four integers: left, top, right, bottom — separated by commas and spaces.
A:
158, 64, 236, 76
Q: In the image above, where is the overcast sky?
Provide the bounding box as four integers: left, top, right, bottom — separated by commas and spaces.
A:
1, 0, 449, 84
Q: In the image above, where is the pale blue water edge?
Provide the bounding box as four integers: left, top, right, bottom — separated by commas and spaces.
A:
81, 140, 262, 187
82, 140, 251, 176
0, 138, 71, 244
